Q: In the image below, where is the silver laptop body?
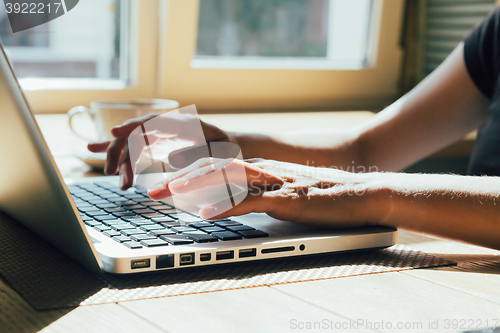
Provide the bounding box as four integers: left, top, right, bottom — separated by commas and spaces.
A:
0, 42, 397, 275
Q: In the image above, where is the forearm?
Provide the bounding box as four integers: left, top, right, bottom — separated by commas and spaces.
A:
367, 173, 500, 249
356, 44, 489, 172
233, 128, 362, 170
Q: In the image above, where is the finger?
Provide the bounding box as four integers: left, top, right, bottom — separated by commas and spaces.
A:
199, 191, 270, 220
169, 159, 245, 194
167, 144, 211, 169
104, 137, 126, 175
127, 125, 161, 174
87, 141, 110, 153
110, 113, 160, 138
147, 157, 218, 200
169, 160, 283, 194
118, 144, 134, 189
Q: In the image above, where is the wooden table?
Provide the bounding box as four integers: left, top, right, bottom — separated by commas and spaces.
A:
2, 113, 499, 333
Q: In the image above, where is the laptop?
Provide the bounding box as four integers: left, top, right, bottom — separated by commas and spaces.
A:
0, 42, 397, 275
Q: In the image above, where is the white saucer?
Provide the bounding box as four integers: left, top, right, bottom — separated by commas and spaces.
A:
74, 150, 106, 169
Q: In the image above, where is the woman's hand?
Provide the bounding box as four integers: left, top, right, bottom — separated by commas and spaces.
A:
87, 113, 236, 189
148, 158, 384, 228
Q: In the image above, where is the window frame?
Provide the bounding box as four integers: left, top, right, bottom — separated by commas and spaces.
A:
25, 0, 406, 114
156, 0, 406, 112
25, 0, 160, 114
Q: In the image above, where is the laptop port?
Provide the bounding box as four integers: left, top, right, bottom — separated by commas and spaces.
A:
261, 246, 295, 254
179, 252, 195, 266
200, 253, 211, 262
216, 250, 234, 260
239, 248, 256, 258
131, 258, 150, 269
156, 254, 174, 269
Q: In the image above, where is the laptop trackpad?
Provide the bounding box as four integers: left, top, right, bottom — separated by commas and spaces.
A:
234, 213, 326, 237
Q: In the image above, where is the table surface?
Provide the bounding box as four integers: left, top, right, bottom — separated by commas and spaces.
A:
2, 112, 499, 333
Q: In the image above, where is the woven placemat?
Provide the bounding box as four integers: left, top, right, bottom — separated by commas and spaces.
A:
0, 212, 456, 310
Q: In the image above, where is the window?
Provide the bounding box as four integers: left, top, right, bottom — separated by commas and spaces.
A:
157, 0, 406, 112
4, 0, 406, 113
1, 0, 127, 83
193, 0, 374, 70
1, 0, 159, 113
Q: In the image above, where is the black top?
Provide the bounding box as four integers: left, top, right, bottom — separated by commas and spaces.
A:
464, 7, 500, 176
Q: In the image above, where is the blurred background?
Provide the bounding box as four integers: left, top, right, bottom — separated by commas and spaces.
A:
0, 0, 497, 173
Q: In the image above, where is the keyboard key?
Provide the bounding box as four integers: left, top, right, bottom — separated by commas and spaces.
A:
103, 230, 121, 237
94, 183, 117, 189
96, 203, 118, 209
111, 223, 136, 231
78, 184, 101, 190
134, 187, 149, 194
133, 209, 155, 214
94, 191, 115, 196
126, 205, 145, 209
152, 217, 177, 223
109, 199, 136, 205
94, 225, 111, 232
212, 231, 243, 241
122, 217, 150, 222
121, 229, 147, 236
160, 235, 194, 245
86, 210, 109, 217
157, 209, 178, 214
103, 219, 128, 225
160, 221, 181, 228
149, 229, 176, 236
140, 239, 169, 247
189, 222, 213, 229
77, 205, 95, 211
84, 220, 102, 227
94, 215, 120, 221
139, 225, 166, 232
129, 220, 156, 227
170, 226, 197, 233
148, 201, 175, 210
200, 226, 225, 233
77, 193, 98, 198
214, 221, 242, 227
86, 199, 109, 205
142, 213, 165, 218
113, 212, 138, 217
130, 234, 156, 242
113, 235, 132, 243
79, 215, 93, 221
104, 208, 129, 213
78, 205, 102, 213
141, 202, 164, 206
226, 225, 255, 232
178, 216, 204, 222
100, 195, 122, 201
134, 198, 155, 203
184, 231, 219, 243
237, 230, 269, 238
122, 194, 146, 199
123, 241, 143, 249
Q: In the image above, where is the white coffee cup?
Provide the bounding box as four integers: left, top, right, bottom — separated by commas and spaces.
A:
68, 98, 180, 142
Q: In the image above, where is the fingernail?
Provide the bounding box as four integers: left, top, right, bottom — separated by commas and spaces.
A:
169, 177, 188, 187
119, 173, 127, 189
148, 183, 164, 196
199, 205, 216, 219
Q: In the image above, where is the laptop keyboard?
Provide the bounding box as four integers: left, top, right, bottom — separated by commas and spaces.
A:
68, 182, 269, 249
